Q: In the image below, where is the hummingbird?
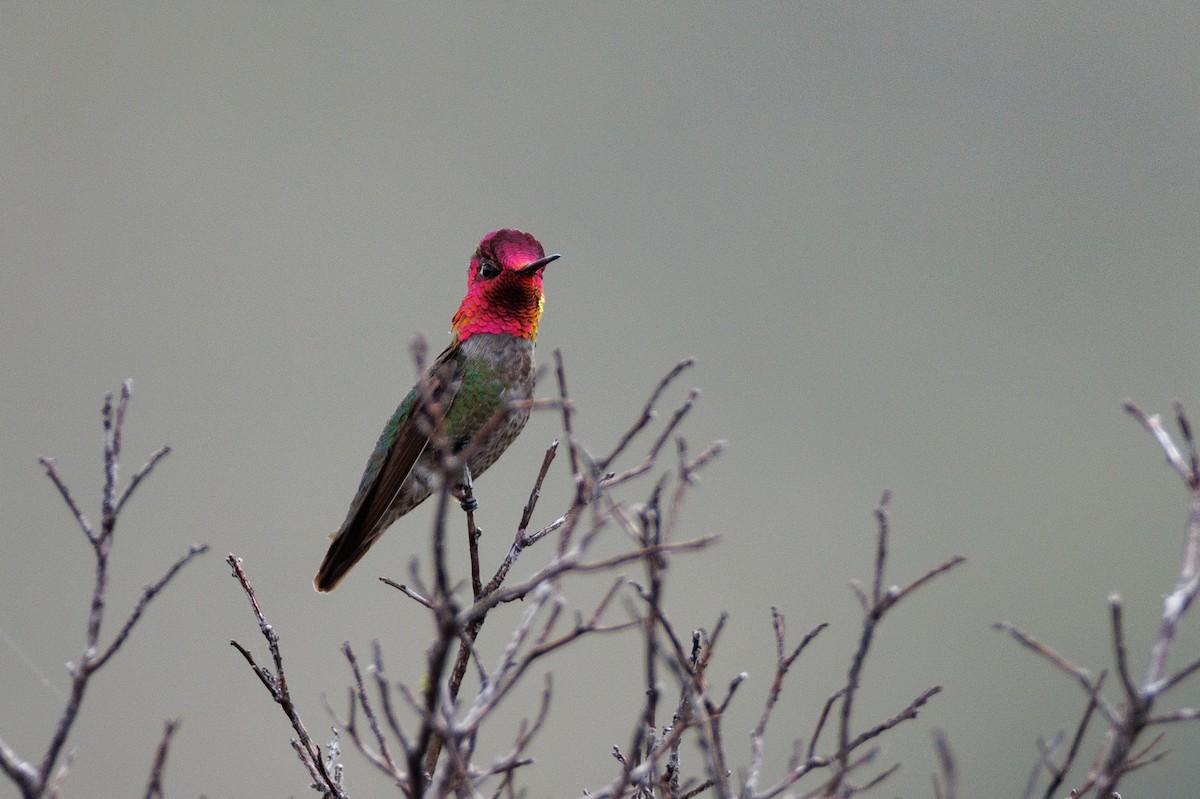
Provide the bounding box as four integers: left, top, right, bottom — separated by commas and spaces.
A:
314, 229, 559, 592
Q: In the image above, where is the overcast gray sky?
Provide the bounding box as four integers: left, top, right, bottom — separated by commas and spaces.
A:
3, 4, 1199, 797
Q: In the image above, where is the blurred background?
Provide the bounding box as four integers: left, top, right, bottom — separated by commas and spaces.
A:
3, 4, 1199, 797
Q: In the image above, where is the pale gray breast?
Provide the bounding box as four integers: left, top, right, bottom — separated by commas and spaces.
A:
460, 334, 536, 475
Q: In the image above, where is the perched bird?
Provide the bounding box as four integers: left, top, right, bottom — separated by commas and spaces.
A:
314, 229, 559, 591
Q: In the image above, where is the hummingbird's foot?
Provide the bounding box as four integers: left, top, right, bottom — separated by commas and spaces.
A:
456, 464, 478, 512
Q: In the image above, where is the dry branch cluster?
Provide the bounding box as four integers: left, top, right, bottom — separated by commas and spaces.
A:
0, 382, 206, 799
227, 350, 963, 799
999, 402, 1200, 799
3, 373, 1198, 799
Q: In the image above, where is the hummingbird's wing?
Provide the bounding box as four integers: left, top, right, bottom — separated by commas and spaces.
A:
314, 342, 463, 591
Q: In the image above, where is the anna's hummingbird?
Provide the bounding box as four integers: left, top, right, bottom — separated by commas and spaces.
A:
314, 229, 559, 591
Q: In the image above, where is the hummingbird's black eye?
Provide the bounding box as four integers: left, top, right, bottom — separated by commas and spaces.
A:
478, 260, 501, 279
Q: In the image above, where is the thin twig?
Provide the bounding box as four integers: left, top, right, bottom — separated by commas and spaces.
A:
92, 544, 209, 670
743, 610, 828, 798
1124, 401, 1191, 482
993, 622, 1116, 725
141, 720, 179, 799
931, 729, 957, 799
38, 458, 94, 543
598, 359, 694, 472
1109, 597, 1139, 702
227, 554, 346, 799
116, 446, 172, 514
602, 390, 701, 490
553, 350, 582, 502
1041, 674, 1104, 799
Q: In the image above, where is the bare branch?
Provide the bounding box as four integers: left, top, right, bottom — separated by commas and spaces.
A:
882, 555, 967, 613
1147, 707, 1200, 724
993, 622, 1115, 724
116, 446, 172, 514
381, 578, 434, 609
141, 720, 179, 799
1157, 653, 1200, 697
0, 735, 38, 795
598, 358, 694, 473
0, 384, 209, 799
38, 458, 95, 544
602, 389, 700, 490
828, 492, 962, 792
1143, 486, 1200, 694
92, 544, 209, 670
553, 349, 583, 500
931, 729, 957, 799
1040, 673, 1105, 799
1124, 401, 1192, 482
744, 611, 828, 796
1109, 596, 1139, 702
341, 643, 403, 781
1008, 401, 1200, 798
226, 554, 347, 799
844, 685, 942, 752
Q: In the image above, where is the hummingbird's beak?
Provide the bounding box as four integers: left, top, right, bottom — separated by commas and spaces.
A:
520, 253, 560, 274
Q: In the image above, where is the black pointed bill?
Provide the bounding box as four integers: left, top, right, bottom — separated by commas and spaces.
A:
519, 253, 560, 274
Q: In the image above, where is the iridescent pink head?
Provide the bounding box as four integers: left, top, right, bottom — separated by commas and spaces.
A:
451, 229, 559, 342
